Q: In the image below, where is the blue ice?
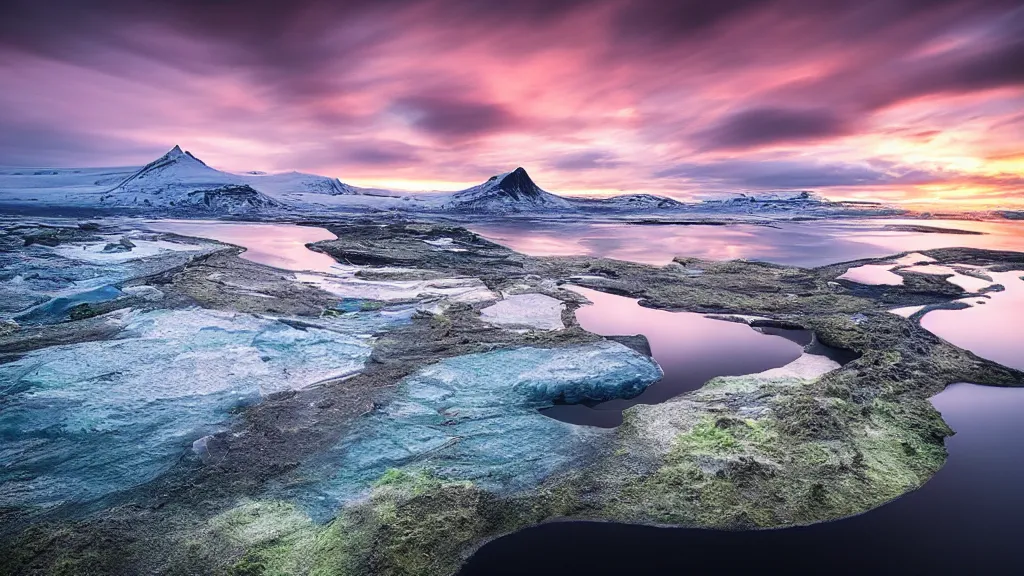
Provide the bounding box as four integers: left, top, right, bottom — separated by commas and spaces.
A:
281, 340, 663, 519
0, 307, 397, 509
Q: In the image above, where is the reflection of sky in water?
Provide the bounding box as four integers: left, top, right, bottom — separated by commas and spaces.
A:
542, 287, 805, 427
837, 263, 903, 285
469, 219, 1024, 267
462, 382, 1024, 576
146, 220, 340, 272
922, 271, 1024, 370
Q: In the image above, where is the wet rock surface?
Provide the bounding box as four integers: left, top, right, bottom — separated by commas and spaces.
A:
1, 220, 1022, 576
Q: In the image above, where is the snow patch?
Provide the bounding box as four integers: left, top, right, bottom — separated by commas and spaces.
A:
49, 235, 212, 263
480, 293, 565, 331
756, 353, 841, 380
295, 272, 498, 303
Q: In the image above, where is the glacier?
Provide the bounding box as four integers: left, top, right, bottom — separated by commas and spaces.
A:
0, 307, 398, 509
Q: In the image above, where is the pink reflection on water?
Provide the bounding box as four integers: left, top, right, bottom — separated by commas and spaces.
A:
921, 272, 1024, 370
837, 264, 903, 285
146, 220, 340, 272
566, 286, 804, 407
901, 264, 993, 292
469, 219, 1024, 267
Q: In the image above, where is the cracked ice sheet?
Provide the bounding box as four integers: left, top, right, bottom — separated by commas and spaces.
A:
275, 340, 663, 520
295, 272, 498, 303
0, 307, 393, 509
1, 239, 215, 319
480, 293, 565, 330
48, 234, 215, 264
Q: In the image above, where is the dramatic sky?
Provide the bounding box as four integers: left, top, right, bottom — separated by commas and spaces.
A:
1, 0, 1022, 206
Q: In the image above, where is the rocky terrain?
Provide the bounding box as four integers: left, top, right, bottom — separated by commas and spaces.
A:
0, 218, 1021, 576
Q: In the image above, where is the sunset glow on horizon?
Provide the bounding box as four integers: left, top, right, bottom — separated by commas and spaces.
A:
1, 0, 1021, 208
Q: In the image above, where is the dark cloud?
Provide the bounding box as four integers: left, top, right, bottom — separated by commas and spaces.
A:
338, 141, 421, 166
698, 107, 853, 150
855, 20, 1024, 110
547, 151, 623, 171
344, 143, 419, 166
0, 0, 1021, 197
392, 95, 520, 139
614, 0, 770, 43
0, 119, 162, 167
656, 159, 937, 189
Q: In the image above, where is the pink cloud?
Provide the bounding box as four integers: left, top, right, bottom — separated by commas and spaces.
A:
0, 0, 1021, 206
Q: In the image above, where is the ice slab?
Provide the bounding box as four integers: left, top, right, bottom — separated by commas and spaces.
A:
0, 308, 390, 509
278, 340, 663, 518
889, 304, 926, 318
296, 272, 498, 303
48, 235, 212, 264
756, 353, 841, 380
14, 285, 122, 324
480, 293, 565, 330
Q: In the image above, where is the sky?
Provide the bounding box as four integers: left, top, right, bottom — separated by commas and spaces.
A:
1, 0, 1022, 207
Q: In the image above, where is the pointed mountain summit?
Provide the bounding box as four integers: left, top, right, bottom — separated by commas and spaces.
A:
443, 167, 572, 212
110, 145, 228, 193
103, 146, 281, 213
488, 167, 545, 201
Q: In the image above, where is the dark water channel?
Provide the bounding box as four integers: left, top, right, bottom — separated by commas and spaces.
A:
541, 286, 854, 427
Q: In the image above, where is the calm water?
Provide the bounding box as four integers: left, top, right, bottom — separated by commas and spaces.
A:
462, 254, 1024, 575
145, 220, 340, 272
542, 286, 839, 427
922, 271, 1024, 370
470, 218, 1024, 267
461, 383, 1024, 576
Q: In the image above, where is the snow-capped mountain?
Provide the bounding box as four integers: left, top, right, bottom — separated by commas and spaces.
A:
574, 193, 685, 211
101, 145, 278, 212
437, 167, 691, 214
442, 167, 574, 212
242, 171, 360, 196
98, 146, 365, 213
694, 190, 900, 216
108, 145, 232, 193
0, 146, 905, 219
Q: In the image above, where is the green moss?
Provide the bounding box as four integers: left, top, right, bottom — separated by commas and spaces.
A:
673, 418, 740, 454
69, 303, 101, 321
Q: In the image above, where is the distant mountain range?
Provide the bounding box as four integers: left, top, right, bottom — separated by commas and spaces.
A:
0, 145, 904, 218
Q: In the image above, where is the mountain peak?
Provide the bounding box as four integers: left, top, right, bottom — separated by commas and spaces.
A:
494, 167, 541, 200
444, 166, 572, 212
159, 145, 207, 166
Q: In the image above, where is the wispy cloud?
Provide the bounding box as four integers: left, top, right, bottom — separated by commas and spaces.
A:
0, 0, 1021, 205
